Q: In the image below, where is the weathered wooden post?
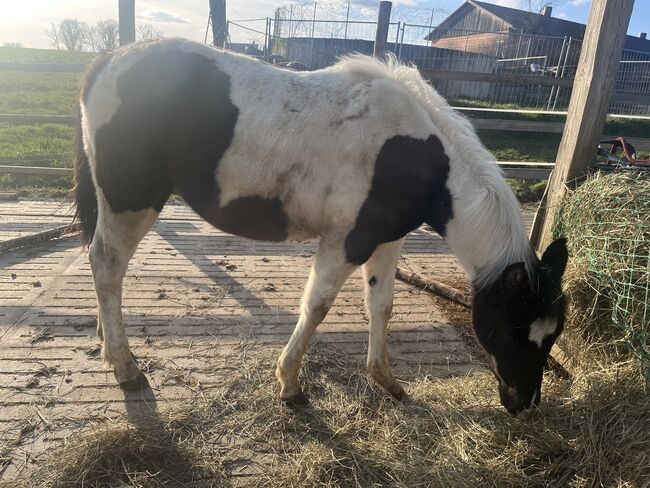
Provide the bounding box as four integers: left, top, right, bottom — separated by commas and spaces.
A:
374, 1, 392, 57
209, 0, 227, 47
530, 0, 635, 252
118, 0, 136, 46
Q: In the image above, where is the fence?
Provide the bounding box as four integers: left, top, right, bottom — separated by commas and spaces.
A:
2, 59, 650, 182
224, 6, 650, 117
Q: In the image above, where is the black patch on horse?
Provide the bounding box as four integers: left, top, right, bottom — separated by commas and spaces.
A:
92, 44, 290, 241
206, 196, 288, 241
345, 134, 453, 265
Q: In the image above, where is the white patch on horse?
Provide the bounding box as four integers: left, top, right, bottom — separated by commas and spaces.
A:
528, 317, 558, 348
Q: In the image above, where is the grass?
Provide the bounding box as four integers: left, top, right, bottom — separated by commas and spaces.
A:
0, 46, 94, 64
5, 347, 649, 487
0, 124, 73, 189
0, 71, 80, 115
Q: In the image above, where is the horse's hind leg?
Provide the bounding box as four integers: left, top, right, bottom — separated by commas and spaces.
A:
90, 201, 159, 390
363, 239, 405, 400
276, 235, 357, 404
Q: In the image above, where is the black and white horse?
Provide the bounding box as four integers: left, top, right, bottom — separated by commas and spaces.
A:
74, 39, 568, 414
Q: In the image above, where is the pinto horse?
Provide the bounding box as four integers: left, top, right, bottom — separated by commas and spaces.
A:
74, 39, 568, 414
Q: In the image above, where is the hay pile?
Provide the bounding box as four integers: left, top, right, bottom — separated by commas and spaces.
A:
5, 347, 650, 488
554, 172, 650, 381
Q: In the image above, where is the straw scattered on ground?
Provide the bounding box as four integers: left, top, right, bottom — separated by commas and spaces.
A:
5, 345, 649, 488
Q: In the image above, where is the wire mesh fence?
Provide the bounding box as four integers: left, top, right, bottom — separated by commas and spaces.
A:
222, 2, 650, 117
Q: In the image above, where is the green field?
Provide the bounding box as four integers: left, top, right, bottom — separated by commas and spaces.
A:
0, 46, 647, 198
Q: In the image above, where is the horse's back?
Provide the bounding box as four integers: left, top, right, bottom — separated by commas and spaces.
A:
80, 39, 451, 251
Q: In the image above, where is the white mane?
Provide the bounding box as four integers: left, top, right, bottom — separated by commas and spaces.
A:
329, 55, 536, 288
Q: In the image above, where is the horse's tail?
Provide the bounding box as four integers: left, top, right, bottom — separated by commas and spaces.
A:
72, 102, 97, 247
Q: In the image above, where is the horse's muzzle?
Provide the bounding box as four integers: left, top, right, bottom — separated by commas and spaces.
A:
499, 384, 540, 415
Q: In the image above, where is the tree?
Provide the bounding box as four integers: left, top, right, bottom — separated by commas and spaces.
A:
46, 19, 91, 51
2, 42, 23, 48
136, 24, 164, 42
91, 20, 119, 52
46, 22, 61, 50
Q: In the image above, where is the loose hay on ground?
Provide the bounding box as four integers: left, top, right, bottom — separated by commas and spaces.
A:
5, 347, 649, 488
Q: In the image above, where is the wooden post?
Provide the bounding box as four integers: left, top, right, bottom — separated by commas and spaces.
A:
118, 0, 135, 46
209, 0, 227, 47
530, 0, 634, 253
374, 1, 392, 57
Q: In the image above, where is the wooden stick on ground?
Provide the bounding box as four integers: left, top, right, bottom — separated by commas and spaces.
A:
395, 267, 471, 307
0, 223, 80, 254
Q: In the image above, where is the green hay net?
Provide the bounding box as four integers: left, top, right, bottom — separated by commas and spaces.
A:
554, 172, 650, 384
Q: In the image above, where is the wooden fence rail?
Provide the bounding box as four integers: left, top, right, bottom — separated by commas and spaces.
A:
0, 162, 553, 180
2, 61, 649, 105
0, 165, 73, 176
2, 112, 648, 150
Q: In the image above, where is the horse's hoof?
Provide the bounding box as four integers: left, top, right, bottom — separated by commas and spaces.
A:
118, 372, 150, 391
390, 387, 406, 402
282, 390, 309, 407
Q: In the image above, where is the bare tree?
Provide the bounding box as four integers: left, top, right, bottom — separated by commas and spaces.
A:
46, 19, 91, 51
136, 24, 164, 42
2, 42, 23, 48
90, 20, 119, 52
46, 22, 61, 50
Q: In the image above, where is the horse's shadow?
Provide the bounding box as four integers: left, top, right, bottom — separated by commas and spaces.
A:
117, 384, 233, 487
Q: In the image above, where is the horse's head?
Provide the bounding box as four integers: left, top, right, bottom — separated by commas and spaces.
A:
472, 238, 568, 414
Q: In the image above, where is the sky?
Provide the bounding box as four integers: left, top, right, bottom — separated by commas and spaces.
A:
0, 0, 648, 49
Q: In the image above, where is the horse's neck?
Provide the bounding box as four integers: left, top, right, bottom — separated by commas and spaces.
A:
442, 178, 534, 289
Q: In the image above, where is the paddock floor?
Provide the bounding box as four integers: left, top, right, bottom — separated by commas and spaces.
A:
0, 200, 487, 481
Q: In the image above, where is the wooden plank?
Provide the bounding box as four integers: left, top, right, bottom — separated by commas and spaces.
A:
501, 166, 552, 179
455, 106, 650, 120
0, 166, 72, 176
422, 69, 575, 88
0, 162, 551, 179
0, 62, 85, 73
531, 0, 636, 252
473, 119, 650, 151
0, 114, 75, 125
471, 118, 565, 133
424, 71, 649, 105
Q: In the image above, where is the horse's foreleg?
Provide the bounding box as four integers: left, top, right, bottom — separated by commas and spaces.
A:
276, 235, 356, 405
363, 239, 405, 400
90, 203, 159, 391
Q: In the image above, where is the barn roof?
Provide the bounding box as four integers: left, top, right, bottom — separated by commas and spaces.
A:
425, 0, 650, 53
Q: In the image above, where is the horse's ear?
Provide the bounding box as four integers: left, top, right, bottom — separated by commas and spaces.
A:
499, 262, 528, 298
542, 237, 568, 278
